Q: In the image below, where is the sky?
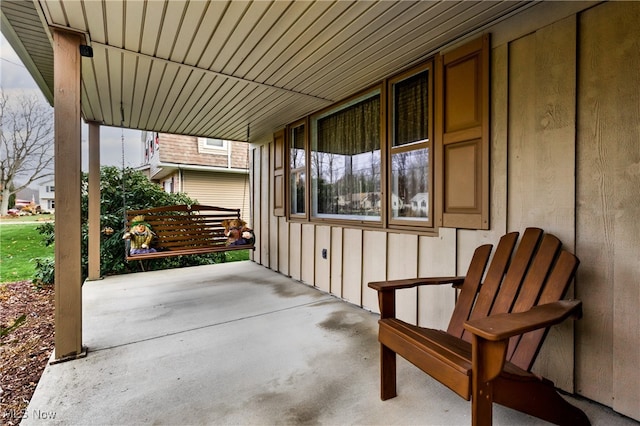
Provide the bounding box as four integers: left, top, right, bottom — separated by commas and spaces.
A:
0, 33, 143, 182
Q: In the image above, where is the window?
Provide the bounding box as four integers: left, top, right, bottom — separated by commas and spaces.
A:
163, 177, 174, 194
204, 138, 226, 148
197, 137, 228, 153
388, 63, 433, 226
311, 89, 381, 221
289, 121, 306, 217
280, 35, 489, 231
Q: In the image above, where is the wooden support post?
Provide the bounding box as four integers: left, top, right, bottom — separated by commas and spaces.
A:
53, 29, 85, 361
87, 121, 101, 281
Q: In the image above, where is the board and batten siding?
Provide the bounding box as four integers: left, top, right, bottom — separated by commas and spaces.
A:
506, 15, 578, 393
249, 1, 640, 420
181, 170, 251, 223
576, 2, 640, 419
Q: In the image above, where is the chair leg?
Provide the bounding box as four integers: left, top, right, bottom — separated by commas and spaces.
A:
472, 335, 505, 426
472, 375, 493, 426
380, 343, 397, 400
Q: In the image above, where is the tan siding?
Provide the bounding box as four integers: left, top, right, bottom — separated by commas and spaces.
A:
342, 229, 363, 306
251, 147, 260, 263
330, 228, 344, 298
181, 170, 250, 223
577, 2, 640, 419
269, 214, 279, 269
508, 17, 577, 243
387, 233, 419, 324
532, 16, 578, 393
417, 228, 457, 330
507, 16, 577, 392
361, 231, 387, 313
247, 149, 254, 262
301, 224, 315, 285
315, 226, 331, 293
289, 223, 302, 281
260, 144, 270, 266
277, 217, 289, 276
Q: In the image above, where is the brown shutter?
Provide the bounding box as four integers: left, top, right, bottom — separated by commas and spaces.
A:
435, 34, 490, 230
273, 129, 285, 217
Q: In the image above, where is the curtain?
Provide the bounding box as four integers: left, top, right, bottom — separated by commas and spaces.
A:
394, 70, 428, 146
317, 96, 380, 155
313, 94, 381, 217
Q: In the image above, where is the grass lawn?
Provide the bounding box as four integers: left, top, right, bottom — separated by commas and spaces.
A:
225, 249, 251, 262
0, 213, 55, 223
0, 223, 54, 283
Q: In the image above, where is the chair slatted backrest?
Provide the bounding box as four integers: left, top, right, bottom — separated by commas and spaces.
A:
446, 228, 580, 371
126, 204, 241, 250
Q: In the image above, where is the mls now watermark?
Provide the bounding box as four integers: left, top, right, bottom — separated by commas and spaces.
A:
3, 409, 57, 421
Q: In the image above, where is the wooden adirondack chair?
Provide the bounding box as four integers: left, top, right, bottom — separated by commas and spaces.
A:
368, 228, 589, 426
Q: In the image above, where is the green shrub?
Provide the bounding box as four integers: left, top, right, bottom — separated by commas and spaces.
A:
36, 222, 55, 246
32, 257, 55, 288
33, 166, 230, 283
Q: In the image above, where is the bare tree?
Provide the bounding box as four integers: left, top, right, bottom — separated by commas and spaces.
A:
0, 91, 54, 215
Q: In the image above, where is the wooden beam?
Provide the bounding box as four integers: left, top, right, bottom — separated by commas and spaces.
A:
87, 121, 101, 280
53, 29, 85, 361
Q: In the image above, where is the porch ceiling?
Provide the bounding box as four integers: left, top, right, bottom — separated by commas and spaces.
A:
1, 0, 532, 143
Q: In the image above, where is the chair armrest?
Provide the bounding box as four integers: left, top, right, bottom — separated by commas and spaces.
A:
368, 276, 465, 292
463, 300, 582, 341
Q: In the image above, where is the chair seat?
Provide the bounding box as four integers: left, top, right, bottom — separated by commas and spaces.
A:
379, 318, 534, 401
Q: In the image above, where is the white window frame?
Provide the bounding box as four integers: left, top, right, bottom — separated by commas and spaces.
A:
197, 137, 228, 154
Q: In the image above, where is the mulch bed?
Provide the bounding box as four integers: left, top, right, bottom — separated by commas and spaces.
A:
0, 281, 54, 425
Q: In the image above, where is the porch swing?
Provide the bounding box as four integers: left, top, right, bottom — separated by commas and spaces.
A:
121, 124, 255, 266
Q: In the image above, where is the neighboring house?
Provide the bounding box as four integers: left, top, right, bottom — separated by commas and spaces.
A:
388, 193, 403, 213
354, 192, 378, 212
139, 132, 251, 223
409, 193, 428, 216
38, 182, 55, 212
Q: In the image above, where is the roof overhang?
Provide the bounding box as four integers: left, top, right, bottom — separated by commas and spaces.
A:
1, 0, 536, 143
150, 162, 250, 181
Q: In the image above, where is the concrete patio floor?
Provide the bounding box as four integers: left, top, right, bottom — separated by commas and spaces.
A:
25, 261, 636, 425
